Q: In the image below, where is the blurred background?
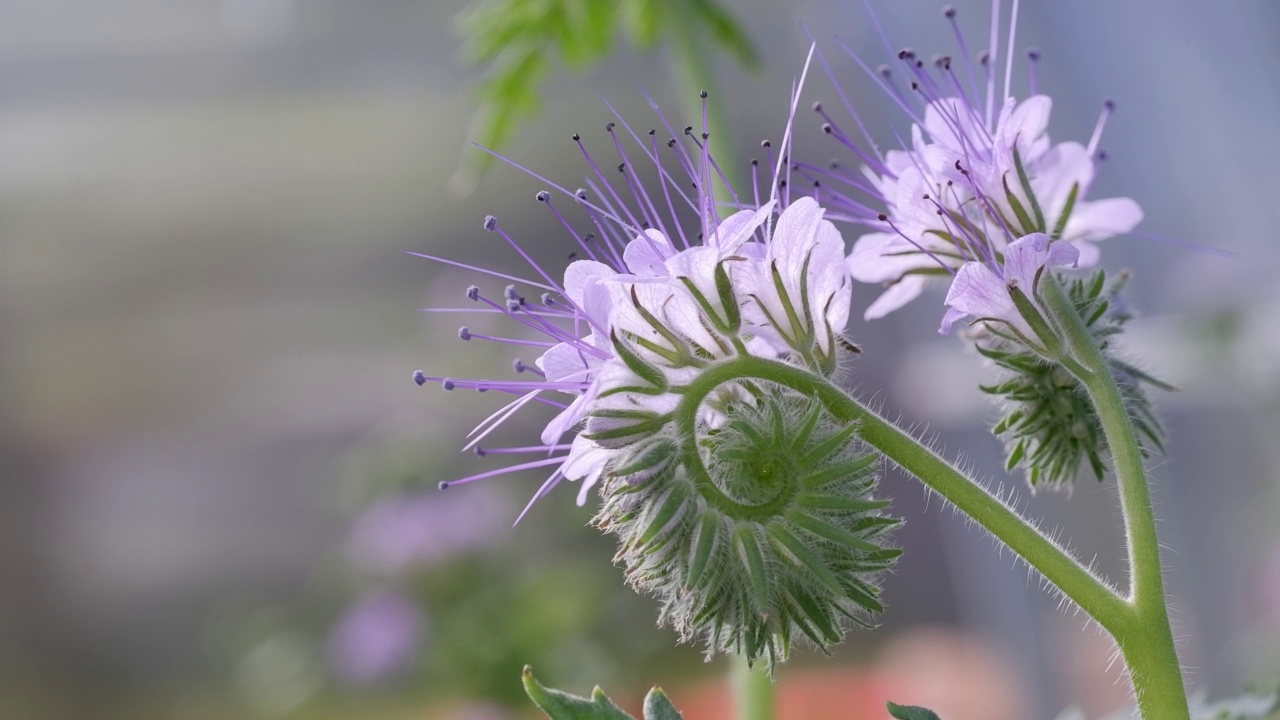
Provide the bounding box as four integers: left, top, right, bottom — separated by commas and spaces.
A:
1, 1, 1278, 718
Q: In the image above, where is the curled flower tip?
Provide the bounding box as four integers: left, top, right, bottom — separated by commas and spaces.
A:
412, 370, 427, 386
980, 269, 1169, 490
595, 388, 901, 668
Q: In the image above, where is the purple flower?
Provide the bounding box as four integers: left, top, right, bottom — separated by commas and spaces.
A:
327, 589, 424, 687
804, 0, 1141, 321
940, 232, 1079, 337
411, 78, 855, 518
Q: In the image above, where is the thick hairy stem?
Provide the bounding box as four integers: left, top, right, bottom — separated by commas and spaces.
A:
731, 655, 775, 720
1040, 276, 1189, 720
683, 358, 1129, 631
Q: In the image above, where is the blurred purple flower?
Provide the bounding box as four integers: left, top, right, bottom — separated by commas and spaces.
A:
327, 589, 424, 687
346, 487, 508, 575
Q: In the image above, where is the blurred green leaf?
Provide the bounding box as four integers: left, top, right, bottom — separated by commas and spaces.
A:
887, 701, 944, 720
689, 0, 760, 69
642, 688, 683, 720
455, 0, 759, 181
522, 666, 634, 719
522, 668, 688, 720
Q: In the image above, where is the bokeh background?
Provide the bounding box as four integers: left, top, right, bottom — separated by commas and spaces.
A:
2, 1, 1279, 718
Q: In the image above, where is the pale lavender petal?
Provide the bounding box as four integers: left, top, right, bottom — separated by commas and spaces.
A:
1065, 197, 1144, 242
622, 229, 675, 276
942, 262, 1013, 333
864, 274, 928, 320
710, 201, 776, 251
1001, 233, 1054, 285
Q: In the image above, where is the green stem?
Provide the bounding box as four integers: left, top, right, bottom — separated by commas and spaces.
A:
730, 655, 774, 720
1040, 276, 1190, 720
686, 357, 1130, 631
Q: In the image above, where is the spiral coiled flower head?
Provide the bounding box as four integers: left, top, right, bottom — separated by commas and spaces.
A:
592, 383, 900, 669
979, 269, 1170, 489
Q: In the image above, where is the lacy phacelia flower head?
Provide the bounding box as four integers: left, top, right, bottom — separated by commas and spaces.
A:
804, 0, 1142, 321
413, 88, 856, 519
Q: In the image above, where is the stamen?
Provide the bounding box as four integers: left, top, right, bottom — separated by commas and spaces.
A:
1087, 99, 1115, 157
1026, 47, 1041, 95
412, 370, 426, 386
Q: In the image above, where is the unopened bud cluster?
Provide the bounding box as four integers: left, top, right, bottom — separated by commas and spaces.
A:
980, 270, 1169, 489
592, 383, 899, 668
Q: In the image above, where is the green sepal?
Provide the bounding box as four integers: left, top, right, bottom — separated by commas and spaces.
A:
610, 330, 668, 391
1050, 182, 1079, 240
1012, 145, 1046, 232
714, 261, 742, 333
886, 701, 943, 720
641, 688, 684, 720
522, 666, 634, 720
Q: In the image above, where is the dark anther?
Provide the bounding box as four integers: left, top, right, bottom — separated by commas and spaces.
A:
910, 82, 920, 91
567, 252, 577, 260
541, 292, 554, 305
474, 446, 487, 456
438, 481, 450, 490
701, 132, 709, 140
979, 50, 991, 65
441, 378, 455, 391
778, 180, 787, 188
648, 128, 656, 135
572, 132, 581, 141
667, 138, 677, 147
412, 370, 427, 386
877, 213, 888, 221
575, 188, 588, 200
822, 123, 834, 134
1104, 98, 1116, 112
699, 90, 708, 99
943, 5, 957, 18
535, 190, 550, 202
750, 158, 759, 167
1027, 48, 1041, 61
761, 139, 772, 148
829, 159, 840, 170
877, 64, 892, 78
812, 101, 823, 112
458, 326, 471, 341
483, 215, 498, 231
465, 285, 480, 301
617, 162, 626, 172
1096, 149, 1110, 162
683, 125, 694, 135
812, 180, 821, 188
606, 122, 616, 132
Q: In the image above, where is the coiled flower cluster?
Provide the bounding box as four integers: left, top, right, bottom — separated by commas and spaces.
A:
592, 371, 899, 667
978, 270, 1169, 489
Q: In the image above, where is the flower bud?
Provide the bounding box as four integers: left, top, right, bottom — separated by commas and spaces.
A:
982, 270, 1169, 489
594, 387, 900, 668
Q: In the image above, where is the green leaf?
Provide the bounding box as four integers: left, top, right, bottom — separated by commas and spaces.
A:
690, 0, 761, 69
887, 701, 944, 720
642, 687, 685, 720
522, 666, 636, 719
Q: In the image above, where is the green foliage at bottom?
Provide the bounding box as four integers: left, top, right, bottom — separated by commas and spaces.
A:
887, 701, 943, 720
523, 666, 683, 720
